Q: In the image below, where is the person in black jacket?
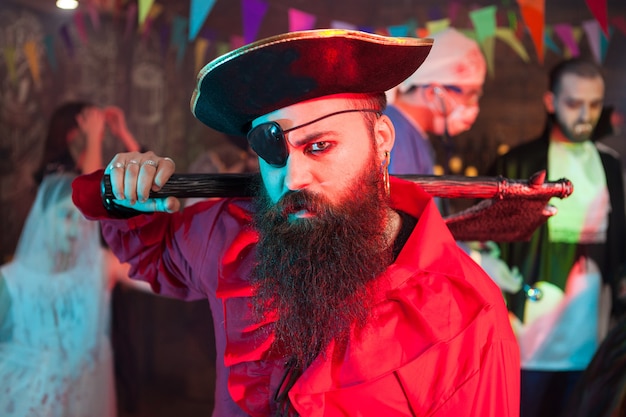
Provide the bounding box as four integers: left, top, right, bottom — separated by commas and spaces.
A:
490, 58, 626, 417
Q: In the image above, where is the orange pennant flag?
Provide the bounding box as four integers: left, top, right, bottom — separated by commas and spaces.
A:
23, 41, 41, 88
516, 0, 545, 63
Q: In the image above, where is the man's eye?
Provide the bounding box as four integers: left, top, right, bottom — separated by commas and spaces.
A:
309, 142, 331, 153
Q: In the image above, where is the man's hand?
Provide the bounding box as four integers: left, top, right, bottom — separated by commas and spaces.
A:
105, 151, 180, 213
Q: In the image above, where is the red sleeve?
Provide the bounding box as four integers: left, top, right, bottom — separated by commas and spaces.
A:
71, 169, 110, 219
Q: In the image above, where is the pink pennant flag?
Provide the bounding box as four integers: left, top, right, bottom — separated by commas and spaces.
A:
553, 23, 580, 57
582, 19, 609, 63
585, 0, 609, 36
189, 0, 216, 41
289, 8, 316, 32
23, 41, 41, 88
242, 0, 268, 44
448, 2, 462, 26
73, 10, 89, 44
124, 4, 137, 40
230, 35, 245, 50
87, 3, 101, 31
330, 20, 358, 30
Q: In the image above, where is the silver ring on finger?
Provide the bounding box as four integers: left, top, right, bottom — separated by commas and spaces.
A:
161, 157, 175, 169
141, 159, 158, 168
127, 159, 139, 166
110, 161, 124, 170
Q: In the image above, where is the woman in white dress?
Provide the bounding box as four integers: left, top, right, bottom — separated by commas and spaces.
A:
0, 173, 116, 417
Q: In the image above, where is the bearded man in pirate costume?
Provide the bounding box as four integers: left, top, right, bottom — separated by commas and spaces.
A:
72, 29, 520, 417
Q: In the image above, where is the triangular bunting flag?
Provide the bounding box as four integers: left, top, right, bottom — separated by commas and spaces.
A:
516, 0, 545, 63
582, 19, 610, 63
170, 15, 188, 67
87, 3, 101, 31
611, 16, 626, 36
585, 0, 609, 36
553, 23, 580, 58
544, 26, 561, 54
330, 20, 358, 30
59, 24, 75, 58
138, 0, 155, 28
189, 0, 216, 41
44, 35, 58, 72
124, 3, 137, 40
230, 35, 245, 50
448, 2, 462, 26
4, 47, 17, 82
387, 24, 409, 37
73, 10, 89, 44
194, 37, 210, 74
426, 18, 450, 35
23, 41, 41, 88
242, 0, 268, 44
469, 6, 497, 77
496, 27, 530, 62
289, 8, 316, 32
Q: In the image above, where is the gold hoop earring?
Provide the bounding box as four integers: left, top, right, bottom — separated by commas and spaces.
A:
381, 151, 390, 197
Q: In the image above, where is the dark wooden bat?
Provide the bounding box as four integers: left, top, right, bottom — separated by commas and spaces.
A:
101, 170, 573, 200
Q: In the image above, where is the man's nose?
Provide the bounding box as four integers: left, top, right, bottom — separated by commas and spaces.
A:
284, 151, 313, 192
580, 104, 591, 121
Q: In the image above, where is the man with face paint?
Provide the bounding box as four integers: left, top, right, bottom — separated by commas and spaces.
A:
490, 58, 626, 417
71, 29, 520, 417
384, 28, 486, 176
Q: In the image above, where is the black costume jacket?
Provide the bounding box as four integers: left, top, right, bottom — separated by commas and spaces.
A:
490, 131, 626, 320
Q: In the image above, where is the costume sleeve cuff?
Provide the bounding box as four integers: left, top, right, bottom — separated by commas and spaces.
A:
72, 169, 112, 220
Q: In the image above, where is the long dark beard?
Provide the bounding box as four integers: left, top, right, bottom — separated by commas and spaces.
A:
251, 156, 393, 372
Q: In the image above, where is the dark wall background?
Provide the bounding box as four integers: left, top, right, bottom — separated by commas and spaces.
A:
1, 0, 625, 261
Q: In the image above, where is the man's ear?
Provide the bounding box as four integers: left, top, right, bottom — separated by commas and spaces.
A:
375, 114, 395, 154
543, 91, 555, 113
424, 84, 451, 115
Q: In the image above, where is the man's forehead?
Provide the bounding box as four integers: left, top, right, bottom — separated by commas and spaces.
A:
557, 73, 604, 93
251, 93, 365, 128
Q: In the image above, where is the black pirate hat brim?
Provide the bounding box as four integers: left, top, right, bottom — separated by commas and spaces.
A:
191, 29, 433, 136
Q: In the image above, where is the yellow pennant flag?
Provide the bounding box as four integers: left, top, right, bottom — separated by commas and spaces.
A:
138, 0, 155, 27
4, 47, 17, 83
194, 37, 210, 74
496, 27, 530, 62
426, 18, 450, 35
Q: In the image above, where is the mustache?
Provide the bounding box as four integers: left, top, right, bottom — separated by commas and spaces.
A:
277, 190, 325, 216
573, 122, 593, 135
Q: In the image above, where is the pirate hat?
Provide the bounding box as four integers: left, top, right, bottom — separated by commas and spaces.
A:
191, 29, 433, 136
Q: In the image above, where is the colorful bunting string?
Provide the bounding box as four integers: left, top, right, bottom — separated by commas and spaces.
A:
12, 0, 623, 92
